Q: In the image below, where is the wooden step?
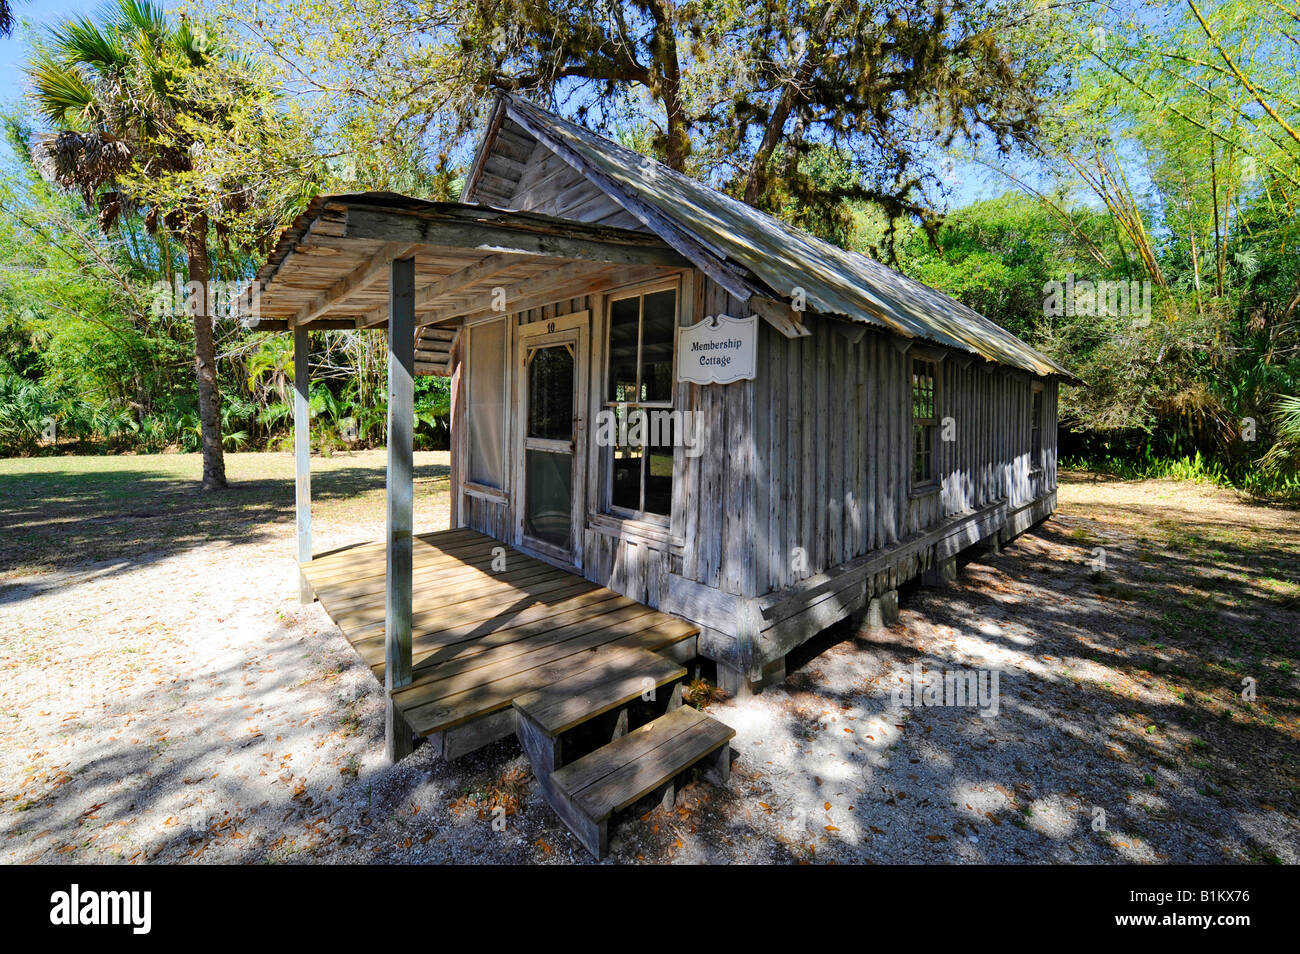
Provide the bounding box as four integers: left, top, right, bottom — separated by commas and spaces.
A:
515, 647, 685, 737
546, 706, 734, 857
396, 622, 697, 737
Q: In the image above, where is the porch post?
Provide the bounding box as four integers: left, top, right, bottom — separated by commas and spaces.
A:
384, 256, 416, 762
293, 324, 313, 603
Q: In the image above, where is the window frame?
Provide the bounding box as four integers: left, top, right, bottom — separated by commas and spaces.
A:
910, 355, 941, 493
601, 276, 681, 526
462, 314, 510, 498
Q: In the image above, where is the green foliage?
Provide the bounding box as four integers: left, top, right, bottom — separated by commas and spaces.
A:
209, 0, 1067, 235
1062, 449, 1300, 500
2, 0, 1296, 508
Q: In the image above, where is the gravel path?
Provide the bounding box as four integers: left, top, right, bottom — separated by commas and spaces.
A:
2, 464, 1296, 864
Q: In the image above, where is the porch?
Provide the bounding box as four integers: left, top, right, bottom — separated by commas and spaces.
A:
300, 528, 701, 758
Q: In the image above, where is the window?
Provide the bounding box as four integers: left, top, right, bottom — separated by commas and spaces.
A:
1030, 386, 1044, 473
466, 318, 506, 489
912, 357, 938, 487
606, 286, 677, 519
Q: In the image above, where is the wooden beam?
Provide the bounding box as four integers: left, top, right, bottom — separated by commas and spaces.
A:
358, 252, 535, 328
343, 203, 690, 269
293, 325, 313, 604
241, 318, 359, 332
290, 241, 414, 327
384, 256, 416, 763
830, 319, 869, 345
748, 296, 811, 339
419, 263, 671, 328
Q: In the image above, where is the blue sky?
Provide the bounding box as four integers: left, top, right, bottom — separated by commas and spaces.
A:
0, 1, 100, 103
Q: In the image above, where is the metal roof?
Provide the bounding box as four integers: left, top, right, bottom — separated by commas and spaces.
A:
493, 95, 1078, 383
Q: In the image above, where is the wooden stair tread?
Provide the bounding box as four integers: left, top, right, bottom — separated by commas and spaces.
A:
551, 706, 734, 821
398, 628, 695, 736
514, 647, 685, 736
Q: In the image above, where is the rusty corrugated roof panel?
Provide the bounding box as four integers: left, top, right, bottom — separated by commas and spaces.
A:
503, 95, 1077, 382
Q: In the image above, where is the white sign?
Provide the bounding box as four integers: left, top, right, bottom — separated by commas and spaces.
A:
676, 314, 757, 384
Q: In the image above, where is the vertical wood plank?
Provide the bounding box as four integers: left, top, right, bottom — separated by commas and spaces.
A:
385, 256, 416, 763
782, 325, 799, 590
865, 334, 877, 551
799, 325, 815, 578
753, 324, 771, 596
293, 325, 313, 603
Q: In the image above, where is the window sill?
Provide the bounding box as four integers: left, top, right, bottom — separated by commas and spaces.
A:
589, 510, 678, 547
908, 483, 942, 501
463, 482, 507, 502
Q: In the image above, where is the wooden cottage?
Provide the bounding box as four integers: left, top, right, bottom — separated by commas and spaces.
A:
246, 94, 1077, 855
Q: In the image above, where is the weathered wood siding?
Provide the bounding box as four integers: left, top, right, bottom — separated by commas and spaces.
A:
446, 266, 1062, 678
450, 294, 595, 543
581, 272, 757, 609
750, 312, 1059, 596
503, 141, 647, 231
675, 276, 760, 598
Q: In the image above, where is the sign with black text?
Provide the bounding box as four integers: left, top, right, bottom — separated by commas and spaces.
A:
676, 314, 758, 385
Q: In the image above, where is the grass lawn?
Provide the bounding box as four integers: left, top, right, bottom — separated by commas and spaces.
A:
0, 450, 451, 578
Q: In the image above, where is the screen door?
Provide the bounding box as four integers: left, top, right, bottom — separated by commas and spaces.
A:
516, 314, 587, 564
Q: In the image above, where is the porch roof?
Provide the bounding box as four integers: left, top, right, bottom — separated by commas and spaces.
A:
243, 191, 689, 334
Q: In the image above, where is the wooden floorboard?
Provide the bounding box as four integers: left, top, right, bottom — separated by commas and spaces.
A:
301, 529, 699, 739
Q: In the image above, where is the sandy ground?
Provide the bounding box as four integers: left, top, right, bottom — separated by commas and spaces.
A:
1, 453, 1297, 864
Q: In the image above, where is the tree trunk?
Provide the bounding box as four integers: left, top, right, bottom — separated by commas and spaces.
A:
186, 218, 227, 490
647, 0, 688, 171
743, 1, 841, 206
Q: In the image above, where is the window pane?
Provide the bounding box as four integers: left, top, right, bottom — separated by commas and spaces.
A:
527, 345, 574, 441
524, 449, 572, 548
645, 411, 674, 516
608, 296, 640, 403
912, 359, 935, 421
914, 423, 932, 482
467, 319, 505, 488
640, 289, 676, 403
611, 439, 643, 512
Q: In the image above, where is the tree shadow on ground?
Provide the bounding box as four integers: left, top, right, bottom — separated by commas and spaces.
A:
3, 473, 1295, 864
0, 456, 449, 599
727, 493, 1300, 863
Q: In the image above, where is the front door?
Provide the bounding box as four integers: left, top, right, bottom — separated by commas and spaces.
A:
515, 312, 587, 566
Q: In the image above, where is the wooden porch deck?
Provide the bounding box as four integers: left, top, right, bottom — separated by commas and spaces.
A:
300, 529, 700, 747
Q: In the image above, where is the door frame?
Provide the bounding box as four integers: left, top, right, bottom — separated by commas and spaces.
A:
512, 310, 589, 568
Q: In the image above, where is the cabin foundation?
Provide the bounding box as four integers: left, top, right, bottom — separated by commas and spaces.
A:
922, 556, 959, 587
853, 588, 900, 636
717, 655, 787, 697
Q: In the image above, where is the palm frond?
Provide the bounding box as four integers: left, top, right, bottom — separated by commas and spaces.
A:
113, 0, 167, 41
26, 54, 98, 127
48, 17, 129, 75
31, 130, 134, 201
0, 1, 32, 38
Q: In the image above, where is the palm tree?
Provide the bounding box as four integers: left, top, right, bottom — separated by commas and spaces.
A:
0, 2, 24, 37
26, 0, 233, 489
